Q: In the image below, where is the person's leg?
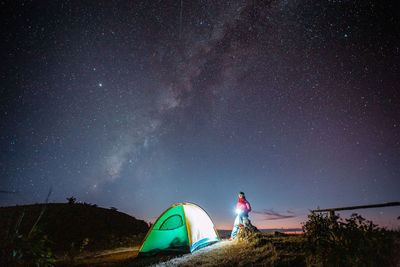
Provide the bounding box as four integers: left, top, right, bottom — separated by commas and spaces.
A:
238, 215, 244, 227
242, 215, 249, 227
230, 216, 240, 239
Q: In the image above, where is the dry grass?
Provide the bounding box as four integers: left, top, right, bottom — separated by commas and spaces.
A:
161, 229, 305, 267
125, 228, 305, 267
165, 240, 278, 267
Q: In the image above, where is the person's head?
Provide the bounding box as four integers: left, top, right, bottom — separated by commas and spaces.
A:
238, 192, 245, 199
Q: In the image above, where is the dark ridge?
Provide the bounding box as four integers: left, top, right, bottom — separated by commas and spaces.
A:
0, 203, 149, 253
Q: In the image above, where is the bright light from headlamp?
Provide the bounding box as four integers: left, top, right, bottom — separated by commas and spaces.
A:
235, 208, 242, 215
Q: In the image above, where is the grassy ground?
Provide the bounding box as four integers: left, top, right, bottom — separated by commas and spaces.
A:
122, 230, 306, 267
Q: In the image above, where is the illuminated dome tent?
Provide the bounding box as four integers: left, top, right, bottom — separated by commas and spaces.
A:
139, 202, 220, 255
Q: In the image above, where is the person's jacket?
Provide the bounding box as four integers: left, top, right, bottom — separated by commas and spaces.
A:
236, 198, 251, 216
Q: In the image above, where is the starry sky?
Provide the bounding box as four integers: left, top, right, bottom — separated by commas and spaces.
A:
1, 0, 399, 229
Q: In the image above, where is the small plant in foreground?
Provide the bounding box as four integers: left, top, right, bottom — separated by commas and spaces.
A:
1, 223, 55, 266
1, 188, 55, 266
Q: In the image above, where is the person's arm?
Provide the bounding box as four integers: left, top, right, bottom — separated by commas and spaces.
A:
246, 201, 251, 212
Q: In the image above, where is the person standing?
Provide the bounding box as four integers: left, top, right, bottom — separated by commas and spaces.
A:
230, 191, 251, 240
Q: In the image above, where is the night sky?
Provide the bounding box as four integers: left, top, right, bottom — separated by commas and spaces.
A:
1, 0, 399, 229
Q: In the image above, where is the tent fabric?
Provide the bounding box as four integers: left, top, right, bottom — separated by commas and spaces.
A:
139, 203, 219, 255
183, 204, 219, 251
139, 205, 189, 254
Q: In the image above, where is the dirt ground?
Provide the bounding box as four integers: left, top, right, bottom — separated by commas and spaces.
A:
56, 247, 140, 266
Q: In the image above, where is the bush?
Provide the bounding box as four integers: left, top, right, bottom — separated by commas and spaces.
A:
302, 212, 398, 266
1, 225, 55, 266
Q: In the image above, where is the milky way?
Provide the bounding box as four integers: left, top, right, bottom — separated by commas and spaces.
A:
1, 0, 399, 228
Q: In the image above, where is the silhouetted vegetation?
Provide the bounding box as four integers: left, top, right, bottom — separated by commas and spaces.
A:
303, 212, 399, 266
0, 203, 149, 261
0, 211, 56, 266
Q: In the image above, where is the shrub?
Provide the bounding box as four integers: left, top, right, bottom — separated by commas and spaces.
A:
1, 225, 55, 266
302, 212, 397, 266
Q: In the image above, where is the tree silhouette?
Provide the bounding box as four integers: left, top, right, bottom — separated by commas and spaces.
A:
66, 197, 76, 204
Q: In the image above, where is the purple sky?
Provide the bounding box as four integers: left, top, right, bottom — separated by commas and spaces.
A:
1, 0, 399, 229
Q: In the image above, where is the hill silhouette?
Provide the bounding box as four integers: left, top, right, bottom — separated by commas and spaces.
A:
0, 202, 149, 254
